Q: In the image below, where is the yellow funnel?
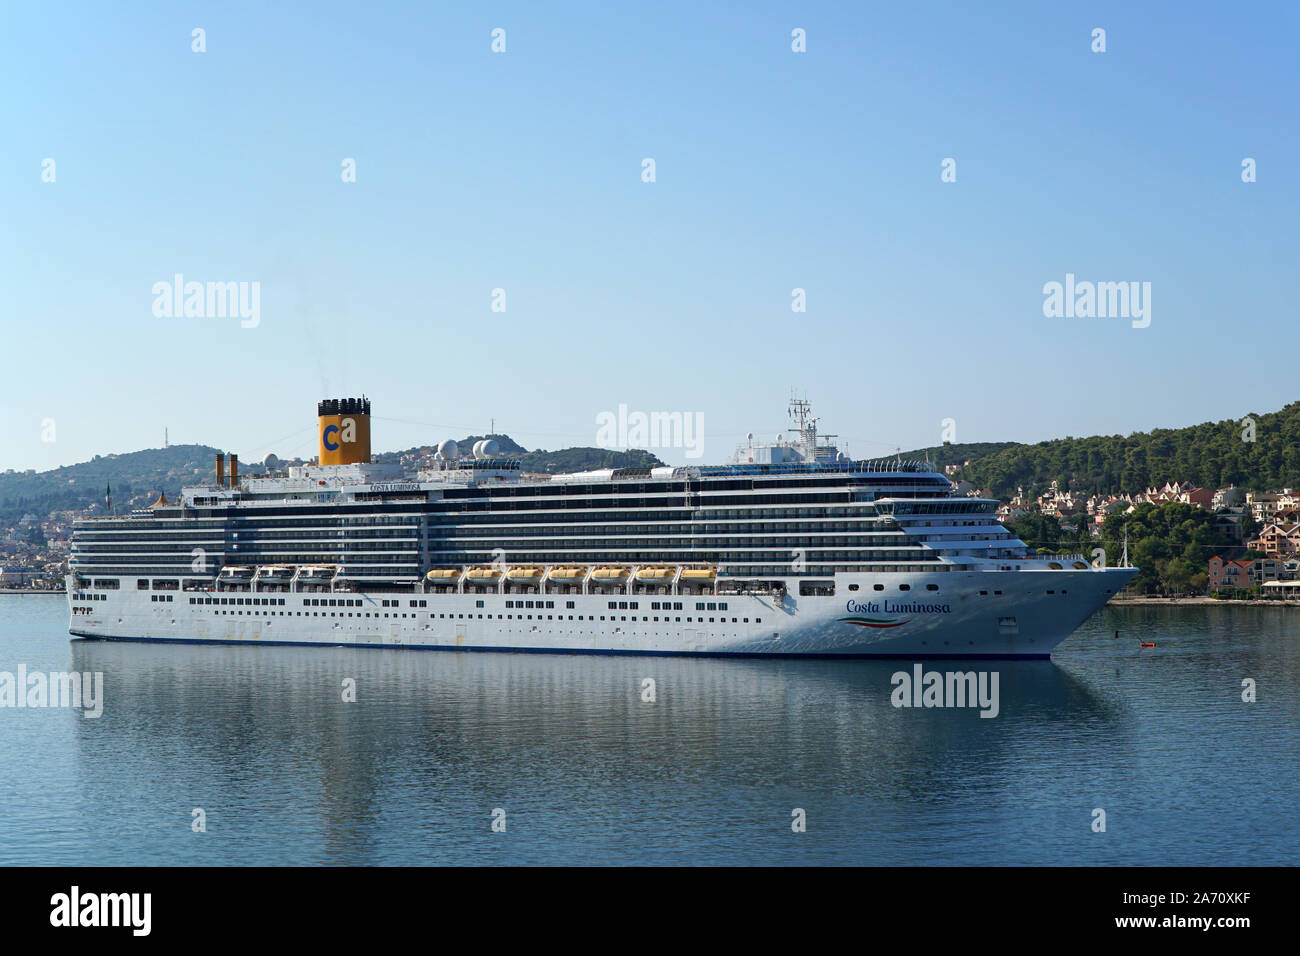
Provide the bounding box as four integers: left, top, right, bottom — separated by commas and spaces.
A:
318, 397, 372, 465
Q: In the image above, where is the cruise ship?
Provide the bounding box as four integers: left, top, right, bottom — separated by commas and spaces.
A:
66, 397, 1137, 658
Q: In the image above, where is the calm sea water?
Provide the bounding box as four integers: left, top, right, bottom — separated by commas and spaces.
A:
0, 594, 1296, 865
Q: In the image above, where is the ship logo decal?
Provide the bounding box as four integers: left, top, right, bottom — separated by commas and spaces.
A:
838, 615, 908, 629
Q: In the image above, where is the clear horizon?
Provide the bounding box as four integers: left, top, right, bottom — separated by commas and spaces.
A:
4, 1, 1297, 472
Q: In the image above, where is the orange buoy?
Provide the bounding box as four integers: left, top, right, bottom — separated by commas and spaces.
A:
1140, 641, 1155, 648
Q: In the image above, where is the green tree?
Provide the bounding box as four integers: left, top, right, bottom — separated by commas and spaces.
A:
1007, 512, 1062, 551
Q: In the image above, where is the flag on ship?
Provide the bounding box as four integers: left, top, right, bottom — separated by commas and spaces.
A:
105, 482, 111, 511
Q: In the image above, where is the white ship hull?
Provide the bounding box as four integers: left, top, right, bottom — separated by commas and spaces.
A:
68, 567, 1135, 659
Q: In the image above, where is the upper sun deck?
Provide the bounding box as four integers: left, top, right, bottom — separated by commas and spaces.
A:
545, 457, 944, 484
82, 454, 958, 523
695, 458, 940, 478
81, 391, 958, 523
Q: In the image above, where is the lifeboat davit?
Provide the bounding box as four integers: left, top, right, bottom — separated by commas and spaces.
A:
297, 566, 337, 583
256, 566, 292, 584
590, 566, 629, 583
425, 569, 460, 581
506, 567, 543, 581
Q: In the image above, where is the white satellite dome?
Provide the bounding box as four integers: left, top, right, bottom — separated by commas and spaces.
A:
263, 453, 280, 470
481, 438, 500, 457
437, 439, 459, 460
472, 440, 485, 458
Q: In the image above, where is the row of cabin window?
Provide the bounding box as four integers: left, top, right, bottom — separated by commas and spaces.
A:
846, 583, 941, 592
195, 608, 761, 624
190, 596, 286, 605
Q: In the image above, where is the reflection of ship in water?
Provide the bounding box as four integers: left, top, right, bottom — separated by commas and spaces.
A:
69, 641, 1124, 860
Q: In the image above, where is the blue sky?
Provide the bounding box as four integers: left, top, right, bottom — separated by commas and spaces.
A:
3, 1, 1297, 471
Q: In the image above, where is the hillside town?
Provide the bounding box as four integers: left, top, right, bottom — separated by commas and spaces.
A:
0, 507, 80, 590
956, 473, 1300, 597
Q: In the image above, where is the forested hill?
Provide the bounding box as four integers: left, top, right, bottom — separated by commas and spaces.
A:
891, 442, 1021, 470
0, 445, 220, 524
517, 447, 664, 473
955, 403, 1299, 498
371, 434, 663, 473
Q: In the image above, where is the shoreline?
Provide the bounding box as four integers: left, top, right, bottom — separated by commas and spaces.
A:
1109, 596, 1300, 607
0, 589, 64, 595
